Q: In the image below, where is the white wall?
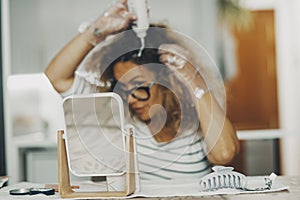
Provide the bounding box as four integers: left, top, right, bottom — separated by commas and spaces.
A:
275, 0, 300, 175
7, 0, 219, 74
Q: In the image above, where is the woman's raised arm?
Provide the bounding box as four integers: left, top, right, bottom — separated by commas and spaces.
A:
44, 0, 136, 93
159, 43, 240, 165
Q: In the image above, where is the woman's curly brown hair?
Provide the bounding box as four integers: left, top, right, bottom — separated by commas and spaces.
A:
98, 24, 200, 137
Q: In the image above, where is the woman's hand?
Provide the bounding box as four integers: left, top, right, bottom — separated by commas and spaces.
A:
158, 43, 200, 84
88, 0, 137, 44
159, 44, 188, 69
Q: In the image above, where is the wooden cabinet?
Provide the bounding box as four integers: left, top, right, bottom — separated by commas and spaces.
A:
226, 10, 279, 130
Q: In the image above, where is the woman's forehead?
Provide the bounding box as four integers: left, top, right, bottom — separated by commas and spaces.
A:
113, 61, 154, 82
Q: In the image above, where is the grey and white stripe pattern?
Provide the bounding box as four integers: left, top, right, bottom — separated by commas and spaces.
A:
134, 123, 212, 181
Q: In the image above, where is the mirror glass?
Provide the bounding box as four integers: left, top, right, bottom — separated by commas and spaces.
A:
63, 93, 126, 176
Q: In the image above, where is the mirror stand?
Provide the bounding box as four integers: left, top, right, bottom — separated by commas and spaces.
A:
57, 130, 136, 198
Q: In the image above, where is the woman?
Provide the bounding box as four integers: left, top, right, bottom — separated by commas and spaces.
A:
45, 0, 239, 181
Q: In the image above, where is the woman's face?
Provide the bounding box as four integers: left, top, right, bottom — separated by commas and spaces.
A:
113, 61, 163, 122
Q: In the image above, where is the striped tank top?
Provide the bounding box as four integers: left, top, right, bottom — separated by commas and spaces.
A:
133, 120, 212, 181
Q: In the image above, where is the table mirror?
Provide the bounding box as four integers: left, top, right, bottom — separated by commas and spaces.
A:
62, 93, 126, 177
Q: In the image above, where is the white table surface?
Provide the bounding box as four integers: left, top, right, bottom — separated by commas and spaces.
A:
0, 176, 298, 199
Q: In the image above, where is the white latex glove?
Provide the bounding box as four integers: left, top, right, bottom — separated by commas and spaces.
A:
159, 43, 197, 81
89, 0, 137, 44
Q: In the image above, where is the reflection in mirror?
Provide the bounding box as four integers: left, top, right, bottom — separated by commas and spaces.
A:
63, 93, 126, 177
